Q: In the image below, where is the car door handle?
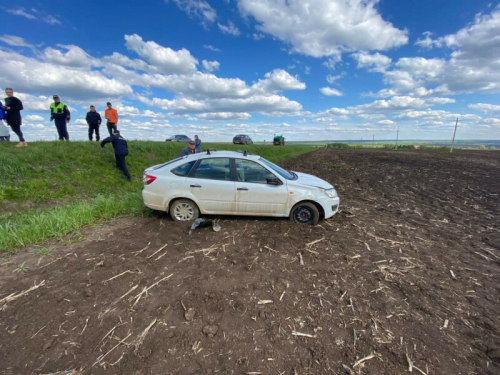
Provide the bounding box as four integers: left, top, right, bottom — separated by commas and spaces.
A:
190, 184, 202, 188
237, 187, 248, 191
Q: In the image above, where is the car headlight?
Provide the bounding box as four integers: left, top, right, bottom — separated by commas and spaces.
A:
324, 188, 338, 198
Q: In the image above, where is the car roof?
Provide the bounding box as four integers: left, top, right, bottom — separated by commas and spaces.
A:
180, 150, 260, 161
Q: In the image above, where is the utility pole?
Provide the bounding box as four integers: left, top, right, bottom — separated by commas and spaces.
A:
372, 135, 374, 146
450, 117, 459, 153
395, 128, 399, 150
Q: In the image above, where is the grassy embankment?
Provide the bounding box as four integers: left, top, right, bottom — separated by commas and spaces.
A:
0, 141, 313, 252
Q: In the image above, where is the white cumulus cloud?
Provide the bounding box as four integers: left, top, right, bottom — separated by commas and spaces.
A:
124, 34, 198, 74
0, 35, 34, 48
25, 115, 45, 121
171, 0, 217, 23
202, 60, 220, 72
237, 0, 408, 58
320, 87, 343, 96
468, 103, 500, 115
218, 21, 241, 36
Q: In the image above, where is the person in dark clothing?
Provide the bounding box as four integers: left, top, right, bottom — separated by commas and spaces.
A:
181, 141, 196, 156
86, 105, 102, 141
50, 95, 71, 141
101, 130, 131, 181
194, 135, 202, 153
4, 88, 27, 147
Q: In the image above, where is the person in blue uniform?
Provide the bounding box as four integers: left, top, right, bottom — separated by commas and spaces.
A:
50, 95, 71, 141
101, 130, 131, 181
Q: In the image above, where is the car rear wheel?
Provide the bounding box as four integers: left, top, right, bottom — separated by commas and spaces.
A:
290, 202, 319, 225
170, 199, 200, 222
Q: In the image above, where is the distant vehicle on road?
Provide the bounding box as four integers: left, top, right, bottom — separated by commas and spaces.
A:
273, 135, 285, 146
166, 135, 192, 143
142, 150, 340, 225
233, 134, 253, 145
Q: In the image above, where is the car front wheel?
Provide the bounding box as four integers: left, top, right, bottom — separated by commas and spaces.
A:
290, 202, 319, 225
170, 199, 200, 221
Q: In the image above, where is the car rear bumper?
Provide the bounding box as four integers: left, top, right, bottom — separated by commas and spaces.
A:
142, 189, 166, 211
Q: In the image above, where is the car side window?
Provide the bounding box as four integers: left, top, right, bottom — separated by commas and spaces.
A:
235, 159, 276, 184
171, 161, 196, 176
192, 158, 231, 181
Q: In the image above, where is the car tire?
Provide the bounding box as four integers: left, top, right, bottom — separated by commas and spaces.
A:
290, 202, 319, 225
170, 199, 200, 222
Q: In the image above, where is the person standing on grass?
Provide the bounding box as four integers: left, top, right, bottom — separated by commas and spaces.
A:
86, 105, 102, 141
101, 130, 131, 181
50, 95, 71, 141
104, 102, 118, 136
4, 88, 26, 147
181, 140, 196, 156
194, 134, 202, 153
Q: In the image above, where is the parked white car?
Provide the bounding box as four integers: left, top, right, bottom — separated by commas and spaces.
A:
142, 151, 339, 225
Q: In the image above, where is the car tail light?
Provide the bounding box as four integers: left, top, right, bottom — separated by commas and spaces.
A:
143, 174, 157, 185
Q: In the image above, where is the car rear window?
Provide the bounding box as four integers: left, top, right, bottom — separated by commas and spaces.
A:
171, 161, 196, 176
153, 157, 184, 170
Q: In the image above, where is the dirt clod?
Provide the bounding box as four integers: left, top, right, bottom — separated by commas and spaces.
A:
202, 325, 219, 337
43, 337, 57, 351
184, 307, 195, 321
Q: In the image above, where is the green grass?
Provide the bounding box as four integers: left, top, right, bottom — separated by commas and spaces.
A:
0, 141, 313, 252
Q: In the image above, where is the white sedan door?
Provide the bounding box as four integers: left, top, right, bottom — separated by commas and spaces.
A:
233, 159, 289, 216
187, 158, 236, 214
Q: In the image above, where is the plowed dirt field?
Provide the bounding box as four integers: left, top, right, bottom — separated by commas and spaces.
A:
1, 149, 499, 375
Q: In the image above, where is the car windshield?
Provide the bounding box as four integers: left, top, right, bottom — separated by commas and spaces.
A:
259, 157, 294, 180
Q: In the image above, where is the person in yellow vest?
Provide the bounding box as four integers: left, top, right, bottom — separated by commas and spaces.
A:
50, 95, 71, 141
104, 102, 118, 136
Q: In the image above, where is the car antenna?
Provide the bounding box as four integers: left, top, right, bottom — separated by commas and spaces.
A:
243, 150, 247, 156
207, 149, 211, 155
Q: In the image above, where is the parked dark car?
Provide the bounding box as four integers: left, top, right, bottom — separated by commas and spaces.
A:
233, 134, 253, 145
166, 135, 192, 143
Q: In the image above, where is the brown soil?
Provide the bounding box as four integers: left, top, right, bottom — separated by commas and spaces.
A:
1, 149, 499, 375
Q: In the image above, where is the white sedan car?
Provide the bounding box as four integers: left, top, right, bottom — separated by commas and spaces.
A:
142, 151, 339, 225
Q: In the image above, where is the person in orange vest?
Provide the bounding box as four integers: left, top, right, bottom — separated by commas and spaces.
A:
104, 102, 118, 136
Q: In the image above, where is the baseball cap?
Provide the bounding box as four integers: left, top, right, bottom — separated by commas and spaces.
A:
53, 95, 59, 99
106, 102, 111, 105
189, 140, 195, 145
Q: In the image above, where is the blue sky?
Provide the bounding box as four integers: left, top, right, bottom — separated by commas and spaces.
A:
1, 0, 499, 141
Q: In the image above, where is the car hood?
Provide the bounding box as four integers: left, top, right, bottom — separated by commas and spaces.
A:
291, 172, 333, 190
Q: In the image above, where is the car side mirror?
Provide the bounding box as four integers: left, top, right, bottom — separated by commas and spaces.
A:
267, 177, 282, 185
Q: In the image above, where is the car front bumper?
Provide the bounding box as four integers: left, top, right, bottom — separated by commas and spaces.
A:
316, 195, 340, 219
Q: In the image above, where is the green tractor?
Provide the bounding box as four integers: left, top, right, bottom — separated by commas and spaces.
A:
273, 134, 285, 146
